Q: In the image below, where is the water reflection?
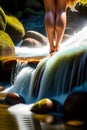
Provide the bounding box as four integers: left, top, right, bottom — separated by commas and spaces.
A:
0, 104, 18, 130
0, 10, 87, 130
0, 103, 87, 130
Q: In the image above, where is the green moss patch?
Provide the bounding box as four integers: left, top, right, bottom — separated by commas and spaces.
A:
0, 30, 14, 49
0, 7, 7, 31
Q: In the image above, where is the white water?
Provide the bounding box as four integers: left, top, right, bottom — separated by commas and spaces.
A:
15, 45, 49, 57
2, 25, 87, 105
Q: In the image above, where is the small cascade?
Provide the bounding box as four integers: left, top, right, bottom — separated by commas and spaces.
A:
10, 60, 29, 84
2, 25, 87, 104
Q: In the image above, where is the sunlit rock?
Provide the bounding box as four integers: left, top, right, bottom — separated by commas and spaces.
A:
23, 31, 48, 46
5, 15, 25, 43
0, 7, 7, 31
0, 30, 15, 52
21, 38, 42, 48
63, 91, 87, 120
5, 92, 25, 105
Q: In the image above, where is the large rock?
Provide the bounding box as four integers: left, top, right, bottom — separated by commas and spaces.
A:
24, 8, 44, 16
23, 0, 44, 16
0, 58, 16, 81
24, 0, 43, 10
21, 38, 42, 48
0, 30, 15, 52
5, 15, 25, 43
0, 7, 7, 31
23, 31, 48, 46
63, 91, 87, 121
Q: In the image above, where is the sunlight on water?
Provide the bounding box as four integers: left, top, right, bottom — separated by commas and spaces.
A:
15, 24, 87, 58
15, 45, 49, 57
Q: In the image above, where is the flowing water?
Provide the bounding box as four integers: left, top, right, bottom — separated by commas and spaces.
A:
0, 11, 87, 130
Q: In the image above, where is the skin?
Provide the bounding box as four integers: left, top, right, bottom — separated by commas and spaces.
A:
43, 0, 67, 52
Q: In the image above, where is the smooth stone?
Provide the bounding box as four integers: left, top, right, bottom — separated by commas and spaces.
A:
63, 91, 87, 121
0, 86, 5, 91
5, 92, 25, 105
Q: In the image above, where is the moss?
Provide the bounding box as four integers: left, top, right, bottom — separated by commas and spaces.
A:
6, 15, 25, 36
80, 0, 87, 5
24, 0, 43, 9
0, 30, 14, 49
0, 7, 7, 31
24, 8, 44, 15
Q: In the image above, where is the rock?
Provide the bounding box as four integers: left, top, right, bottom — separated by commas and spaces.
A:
21, 38, 42, 47
0, 86, 5, 91
23, 31, 48, 46
0, 7, 7, 31
1, 58, 16, 81
24, 8, 44, 15
5, 92, 25, 105
0, 30, 15, 52
5, 15, 25, 43
24, 0, 43, 10
63, 91, 87, 121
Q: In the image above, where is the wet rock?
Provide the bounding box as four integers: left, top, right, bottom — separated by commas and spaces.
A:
1, 58, 16, 81
0, 86, 5, 91
63, 91, 87, 121
23, 0, 44, 15
5, 92, 25, 105
23, 31, 48, 46
21, 38, 42, 48
24, 8, 44, 16
5, 15, 25, 43
0, 7, 7, 31
24, 0, 43, 10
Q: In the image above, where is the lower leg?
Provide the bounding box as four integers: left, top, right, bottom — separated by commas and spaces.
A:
44, 11, 55, 52
55, 10, 66, 51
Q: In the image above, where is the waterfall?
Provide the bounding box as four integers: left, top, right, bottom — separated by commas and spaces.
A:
2, 25, 87, 104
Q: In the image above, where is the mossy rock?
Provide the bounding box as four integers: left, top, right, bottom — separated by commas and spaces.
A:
24, 8, 44, 15
24, 0, 43, 10
0, 30, 15, 51
80, 0, 87, 5
5, 15, 25, 43
0, 7, 7, 31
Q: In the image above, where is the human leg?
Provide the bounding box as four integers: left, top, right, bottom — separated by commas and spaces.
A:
43, 0, 55, 53
55, 0, 67, 51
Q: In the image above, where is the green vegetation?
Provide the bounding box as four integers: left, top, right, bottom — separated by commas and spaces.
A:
0, 7, 7, 31
80, 0, 87, 5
